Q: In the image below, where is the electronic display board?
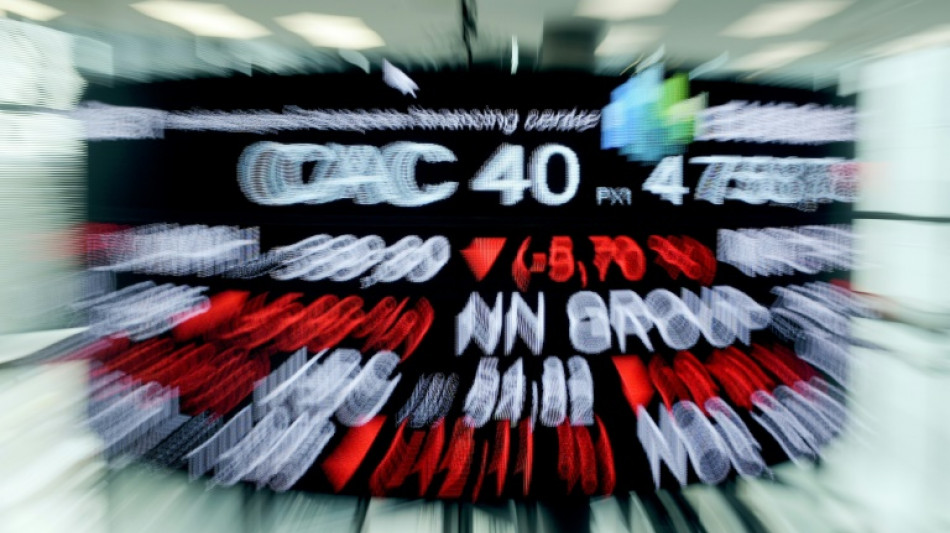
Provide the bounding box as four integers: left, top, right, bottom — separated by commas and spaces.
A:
77, 68, 859, 500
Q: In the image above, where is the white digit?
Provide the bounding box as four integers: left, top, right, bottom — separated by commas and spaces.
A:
335, 351, 401, 427
771, 159, 805, 204
567, 356, 594, 426
494, 358, 525, 425
691, 156, 739, 205
726, 157, 773, 205
463, 357, 501, 428
470, 144, 530, 206
540, 357, 567, 427
643, 156, 688, 205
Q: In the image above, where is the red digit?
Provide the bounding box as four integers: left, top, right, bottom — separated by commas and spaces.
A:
589, 236, 615, 282
548, 236, 575, 283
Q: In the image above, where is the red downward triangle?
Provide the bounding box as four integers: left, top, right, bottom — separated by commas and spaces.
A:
461, 238, 506, 281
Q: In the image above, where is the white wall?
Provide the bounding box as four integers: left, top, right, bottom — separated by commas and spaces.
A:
819, 47, 950, 533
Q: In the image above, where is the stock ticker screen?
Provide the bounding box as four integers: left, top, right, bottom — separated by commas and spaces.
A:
79, 68, 859, 499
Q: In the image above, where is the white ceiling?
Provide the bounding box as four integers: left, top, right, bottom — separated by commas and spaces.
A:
20, 0, 950, 85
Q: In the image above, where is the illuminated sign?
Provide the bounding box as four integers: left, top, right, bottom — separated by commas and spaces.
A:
80, 72, 857, 500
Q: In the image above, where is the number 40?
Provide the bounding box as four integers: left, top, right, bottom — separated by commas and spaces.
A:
471, 144, 580, 206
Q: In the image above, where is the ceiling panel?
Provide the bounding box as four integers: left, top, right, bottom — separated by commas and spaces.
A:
14, 0, 950, 84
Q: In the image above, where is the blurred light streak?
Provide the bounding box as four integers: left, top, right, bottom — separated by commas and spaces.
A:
0, 0, 62, 21
721, 1, 851, 39
131, 1, 270, 39
576, 0, 677, 20
729, 42, 829, 71
276, 13, 384, 50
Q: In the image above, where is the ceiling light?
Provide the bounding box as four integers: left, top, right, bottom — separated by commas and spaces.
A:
276, 13, 384, 50
729, 41, 829, 70
870, 25, 950, 57
721, 1, 850, 39
576, 0, 677, 20
0, 0, 63, 21
131, 1, 270, 39
595, 24, 664, 56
